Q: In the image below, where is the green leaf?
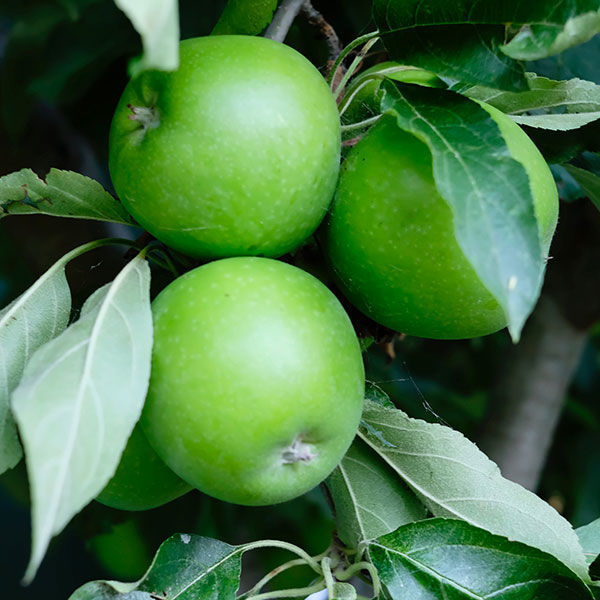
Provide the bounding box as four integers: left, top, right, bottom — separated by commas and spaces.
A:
365, 381, 395, 408
327, 437, 426, 548
212, 0, 278, 36
503, 10, 600, 61
564, 164, 600, 211
379, 83, 544, 341
12, 254, 152, 583
463, 74, 600, 116
331, 582, 357, 599
511, 112, 600, 130
373, 1, 600, 90
70, 534, 243, 599
461, 74, 600, 130
358, 400, 589, 581
577, 518, 600, 565
0, 169, 134, 225
113, 0, 179, 75
369, 519, 594, 599
0, 252, 73, 475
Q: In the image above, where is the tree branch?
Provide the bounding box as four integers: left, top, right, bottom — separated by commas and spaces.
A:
300, 2, 342, 66
264, 0, 306, 42
478, 295, 588, 490
478, 200, 600, 491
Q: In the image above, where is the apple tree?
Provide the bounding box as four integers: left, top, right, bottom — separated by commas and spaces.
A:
0, 1, 600, 599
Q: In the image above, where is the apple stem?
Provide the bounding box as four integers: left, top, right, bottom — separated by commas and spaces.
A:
127, 104, 160, 131
281, 436, 317, 464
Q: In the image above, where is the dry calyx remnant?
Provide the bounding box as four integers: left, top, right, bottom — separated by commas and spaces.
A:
128, 103, 160, 132
281, 435, 318, 465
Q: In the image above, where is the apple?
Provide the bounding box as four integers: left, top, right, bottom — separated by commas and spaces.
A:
323, 104, 558, 339
141, 257, 365, 506
109, 35, 341, 259
96, 424, 192, 511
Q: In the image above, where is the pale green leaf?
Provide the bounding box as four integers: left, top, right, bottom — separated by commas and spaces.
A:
463, 74, 600, 115
577, 518, 600, 565
0, 254, 72, 474
13, 255, 152, 583
113, 0, 179, 75
503, 10, 600, 61
511, 112, 600, 130
327, 438, 426, 548
358, 401, 589, 581
0, 168, 134, 225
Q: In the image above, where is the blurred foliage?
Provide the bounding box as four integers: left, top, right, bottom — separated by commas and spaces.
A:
0, 1, 598, 598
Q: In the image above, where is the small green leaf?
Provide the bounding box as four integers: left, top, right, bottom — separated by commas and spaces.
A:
365, 381, 394, 408
0, 169, 134, 225
358, 401, 589, 581
369, 519, 594, 599
463, 74, 600, 116
331, 582, 357, 599
70, 534, 244, 599
511, 112, 600, 130
212, 0, 278, 36
327, 437, 426, 548
503, 10, 600, 61
13, 254, 152, 583
113, 0, 179, 75
564, 164, 600, 211
577, 518, 600, 566
379, 82, 544, 341
0, 253, 72, 474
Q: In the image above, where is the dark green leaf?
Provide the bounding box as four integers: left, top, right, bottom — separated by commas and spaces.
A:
379, 83, 544, 341
327, 437, 426, 548
365, 381, 394, 408
358, 401, 589, 581
369, 519, 593, 599
13, 255, 152, 582
564, 165, 600, 210
70, 534, 244, 599
373, 0, 600, 90
212, 0, 278, 36
0, 169, 134, 225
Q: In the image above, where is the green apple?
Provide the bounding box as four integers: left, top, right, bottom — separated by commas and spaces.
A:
141, 257, 365, 506
323, 105, 558, 339
109, 35, 341, 259
89, 519, 150, 580
96, 424, 192, 511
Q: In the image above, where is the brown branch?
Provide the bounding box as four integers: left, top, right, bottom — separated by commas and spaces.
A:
301, 2, 342, 71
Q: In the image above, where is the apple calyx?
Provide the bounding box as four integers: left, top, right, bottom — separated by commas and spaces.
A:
281, 436, 317, 465
127, 103, 160, 132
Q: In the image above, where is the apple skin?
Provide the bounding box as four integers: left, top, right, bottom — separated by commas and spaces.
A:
323, 106, 558, 340
96, 424, 192, 511
141, 257, 365, 506
109, 35, 341, 259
